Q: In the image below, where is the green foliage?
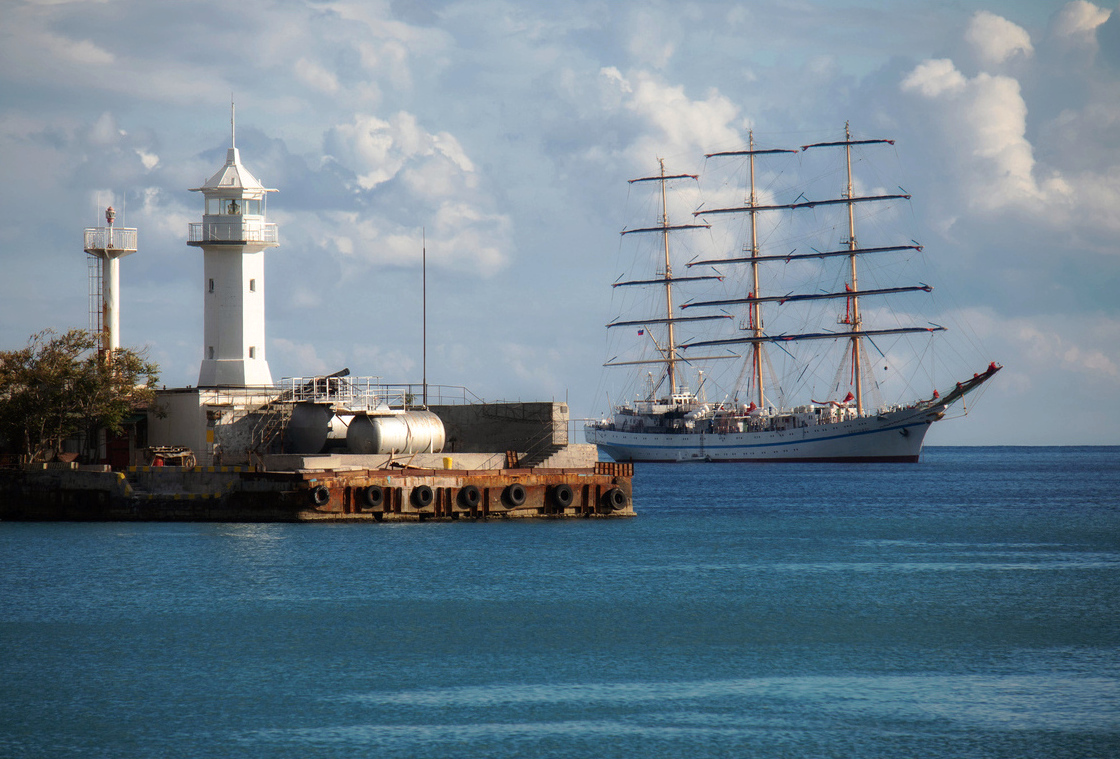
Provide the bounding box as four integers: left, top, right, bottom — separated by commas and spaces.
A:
0, 329, 160, 463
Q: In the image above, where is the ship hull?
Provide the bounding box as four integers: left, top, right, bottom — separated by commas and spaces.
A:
586, 406, 937, 463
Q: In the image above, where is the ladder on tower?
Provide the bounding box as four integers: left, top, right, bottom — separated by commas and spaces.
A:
87, 253, 103, 338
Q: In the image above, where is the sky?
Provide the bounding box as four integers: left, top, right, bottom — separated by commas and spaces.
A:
1, 0, 1118, 446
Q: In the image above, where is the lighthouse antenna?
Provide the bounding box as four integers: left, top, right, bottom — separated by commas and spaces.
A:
422, 227, 427, 407
230, 96, 236, 149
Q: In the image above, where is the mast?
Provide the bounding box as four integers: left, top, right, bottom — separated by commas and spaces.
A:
696, 133, 799, 408
747, 133, 765, 408
611, 161, 714, 399
801, 122, 897, 416
845, 123, 862, 415
659, 160, 679, 396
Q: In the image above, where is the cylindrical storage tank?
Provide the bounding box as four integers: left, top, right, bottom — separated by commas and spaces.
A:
346, 411, 446, 455
322, 413, 353, 451
287, 403, 332, 454
327, 413, 352, 441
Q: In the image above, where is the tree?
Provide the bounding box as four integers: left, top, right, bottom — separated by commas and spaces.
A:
0, 329, 160, 463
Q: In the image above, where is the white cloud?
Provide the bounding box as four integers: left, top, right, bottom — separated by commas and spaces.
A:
318, 110, 511, 274
958, 307, 1118, 374
271, 338, 331, 377
325, 112, 475, 190
1050, 1, 1111, 42
965, 10, 1033, 65
40, 32, 115, 66
603, 69, 742, 164
625, 10, 676, 70
136, 149, 159, 170
900, 58, 966, 97
89, 111, 123, 145
902, 60, 1045, 210
600, 66, 631, 95
294, 57, 341, 94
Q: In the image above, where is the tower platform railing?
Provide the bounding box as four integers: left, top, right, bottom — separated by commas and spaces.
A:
188, 221, 278, 244
84, 227, 138, 252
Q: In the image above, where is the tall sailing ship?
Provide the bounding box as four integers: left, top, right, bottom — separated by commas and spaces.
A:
585, 125, 1000, 463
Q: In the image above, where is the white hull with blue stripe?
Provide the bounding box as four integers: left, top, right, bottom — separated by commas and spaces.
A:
586, 404, 934, 463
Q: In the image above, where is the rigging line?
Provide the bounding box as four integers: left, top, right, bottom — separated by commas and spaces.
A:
865, 335, 886, 359
793, 362, 810, 387
763, 348, 785, 409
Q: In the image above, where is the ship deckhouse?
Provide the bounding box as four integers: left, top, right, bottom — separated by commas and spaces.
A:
187, 108, 278, 387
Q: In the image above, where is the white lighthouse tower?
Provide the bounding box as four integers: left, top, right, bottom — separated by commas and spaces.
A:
84, 205, 138, 359
188, 107, 278, 387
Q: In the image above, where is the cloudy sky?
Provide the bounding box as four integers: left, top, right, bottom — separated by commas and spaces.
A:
2, 0, 1117, 446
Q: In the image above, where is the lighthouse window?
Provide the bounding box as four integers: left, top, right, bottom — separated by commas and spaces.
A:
206, 197, 236, 215
249, 279, 256, 292
249, 346, 256, 359
208, 346, 215, 359
244, 198, 261, 215
208, 278, 215, 293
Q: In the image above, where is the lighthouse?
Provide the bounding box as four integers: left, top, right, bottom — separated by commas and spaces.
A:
188, 107, 278, 387
84, 205, 138, 359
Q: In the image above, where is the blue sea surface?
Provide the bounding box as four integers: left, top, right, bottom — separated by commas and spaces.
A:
1, 446, 1118, 758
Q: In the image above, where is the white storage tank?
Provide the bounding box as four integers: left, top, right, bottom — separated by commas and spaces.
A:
324, 413, 352, 449
346, 411, 446, 454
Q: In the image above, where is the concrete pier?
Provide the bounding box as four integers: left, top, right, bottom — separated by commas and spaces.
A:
0, 459, 634, 522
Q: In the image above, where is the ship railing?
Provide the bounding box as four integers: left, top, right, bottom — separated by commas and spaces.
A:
188, 221, 278, 244
573, 418, 606, 443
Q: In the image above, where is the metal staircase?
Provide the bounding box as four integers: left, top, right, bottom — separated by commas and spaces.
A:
250, 402, 293, 456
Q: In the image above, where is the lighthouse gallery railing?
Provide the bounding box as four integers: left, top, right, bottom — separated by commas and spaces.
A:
188, 221, 278, 244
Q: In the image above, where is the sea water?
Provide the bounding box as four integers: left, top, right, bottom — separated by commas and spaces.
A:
0, 446, 1117, 758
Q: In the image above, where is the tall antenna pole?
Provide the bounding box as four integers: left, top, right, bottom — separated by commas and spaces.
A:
422, 227, 427, 407
231, 96, 236, 149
